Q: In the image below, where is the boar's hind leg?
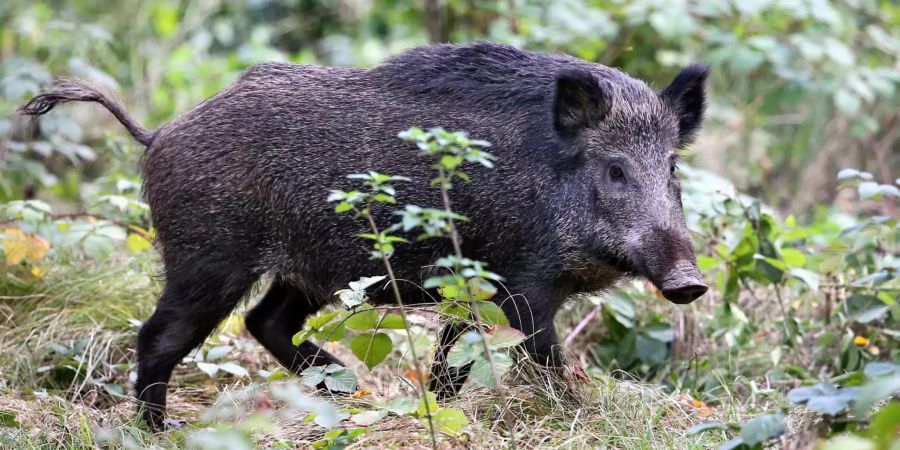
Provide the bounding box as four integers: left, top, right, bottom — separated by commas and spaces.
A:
245, 279, 345, 373
136, 264, 258, 430
429, 322, 473, 399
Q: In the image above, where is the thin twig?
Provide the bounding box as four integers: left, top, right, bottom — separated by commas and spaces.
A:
563, 302, 603, 349
364, 212, 438, 449
437, 165, 518, 449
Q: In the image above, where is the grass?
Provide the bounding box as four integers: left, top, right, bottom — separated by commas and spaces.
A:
0, 254, 789, 449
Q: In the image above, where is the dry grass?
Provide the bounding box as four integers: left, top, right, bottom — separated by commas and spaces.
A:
0, 256, 765, 449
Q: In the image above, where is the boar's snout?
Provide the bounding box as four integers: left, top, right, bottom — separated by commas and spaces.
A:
656, 262, 707, 304
633, 227, 708, 304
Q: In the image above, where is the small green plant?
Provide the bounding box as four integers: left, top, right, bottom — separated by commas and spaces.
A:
688, 361, 900, 449
283, 127, 525, 446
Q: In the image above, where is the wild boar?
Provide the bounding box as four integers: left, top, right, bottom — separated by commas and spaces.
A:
21, 42, 709, 428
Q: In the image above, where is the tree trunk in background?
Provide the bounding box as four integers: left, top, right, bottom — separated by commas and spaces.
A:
424, 0, 444, 43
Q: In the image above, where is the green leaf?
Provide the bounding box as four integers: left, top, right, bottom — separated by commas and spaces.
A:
446, 338, 478, 368
96, 225, 127, 240
636, 334, 668, 364
780, 248, 807, 268
349, 333, 392, 369
468, 351, 512, 388
852, 375, 900, 417
103, 383, 124, 397
217, 362, 249, 377
378, 313, 406, 329
789, 268, 820, 291
372, 193, 396, 204
323, 367, 358, 393
486, 326, 525, 349
835, 89, 861, 116
197, 361, 219, 377
0, 410, 20, 429
437, 302, 470, 321
788, 383, 859, 416
206, 345, 233, 361
82, 235, 113, 260
864, 362, 899, 377
350, 410, 387, 426
335, 276, 385, 308
719, 437, 745, 450
853, 305, 889, 324
384, 396, 418, 416
740, 412, 785, 446
473, 301, 509, 326
301, 366, 328, 387
345, 307, 379, 330
307, 311, 341, 330
292, 329, 315, 346
837, 168, 861, 181
868, 403, 900, 446
316, 322, 346, 342
151, 2, 179, 38
818, 435, 876, 450
686, 422, 727, 435
858, 181, 880, 199
416, 391, 439, 418
432, 408, 469, 436
697, 256, 719, 271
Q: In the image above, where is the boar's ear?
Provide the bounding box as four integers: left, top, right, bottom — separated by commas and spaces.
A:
553, 69, 613, 138
660, 64, 709, 147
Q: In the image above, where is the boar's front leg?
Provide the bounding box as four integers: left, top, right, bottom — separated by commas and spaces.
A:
428, 284, 564, 399
245, 279, 345, 373
428, 322, 473, 399
498, 284, 565, 366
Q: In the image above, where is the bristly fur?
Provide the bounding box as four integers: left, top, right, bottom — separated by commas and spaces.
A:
20, 41, 708, 429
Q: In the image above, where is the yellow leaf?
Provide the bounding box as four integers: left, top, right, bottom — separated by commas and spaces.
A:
3, 228, 50, 266
853, 336, 870, 346
30, 266, 46, 278
2, 228, 28, 264
26, 235, 50, 262
126, 233, 152, 253
351, 388, 371, 398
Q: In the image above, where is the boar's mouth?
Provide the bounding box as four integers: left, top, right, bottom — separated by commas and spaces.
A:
597, 251, 640, 276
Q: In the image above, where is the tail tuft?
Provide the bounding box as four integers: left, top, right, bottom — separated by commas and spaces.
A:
19, 79, 156, 147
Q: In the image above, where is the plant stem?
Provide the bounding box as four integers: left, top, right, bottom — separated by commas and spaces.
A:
774, 283, 793, 346
364, 212, 438, 449
438, 166, 518, 449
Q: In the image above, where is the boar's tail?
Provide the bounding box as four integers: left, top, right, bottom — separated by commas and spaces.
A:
19, 79, 156, 147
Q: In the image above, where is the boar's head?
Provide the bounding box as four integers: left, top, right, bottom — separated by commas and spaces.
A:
551, 64, 709, 304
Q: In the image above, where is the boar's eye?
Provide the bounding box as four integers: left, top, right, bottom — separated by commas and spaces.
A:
608, 164, 625, 181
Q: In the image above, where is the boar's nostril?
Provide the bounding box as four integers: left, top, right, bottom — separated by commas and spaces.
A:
661, 283, 708, 304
